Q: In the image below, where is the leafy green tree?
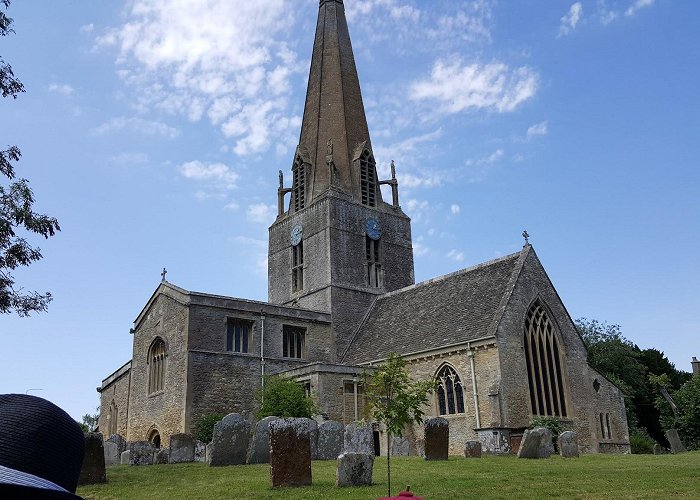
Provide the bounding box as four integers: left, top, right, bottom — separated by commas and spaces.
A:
255, 376, 316, 420
652, 374, 700, 451
1, 0, 60, 316
195, 413, 225, 443
363, 353, 434, 497
79, 408, 99, 433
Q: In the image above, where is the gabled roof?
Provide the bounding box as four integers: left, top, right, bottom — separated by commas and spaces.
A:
341, 248, 529, 364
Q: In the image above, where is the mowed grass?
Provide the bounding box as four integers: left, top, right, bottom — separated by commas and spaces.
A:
78, 452, 700, 500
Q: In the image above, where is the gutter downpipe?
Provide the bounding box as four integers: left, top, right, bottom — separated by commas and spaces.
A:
468, 342, 481, 429
260, 311, 266, 403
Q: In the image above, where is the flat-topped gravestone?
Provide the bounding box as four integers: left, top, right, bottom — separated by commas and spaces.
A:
424, 417, 449, 461
129, 441, 155, 466
169, 433, 196, 463
247, 416, 279, 464
336, 452, 374, 487
107, 434, 127, 455
317, 420, 344, 460
517, 428, 554, 459
269, 418, 312, 487
208, 413, 251, 466
558, 431, 579, 458
464, 441, 482, 458
120, 450, 130, 465
344, 422, 374, 455
78, 433, 107, 485
665, 429, 687, 454
103, 440, 120, 466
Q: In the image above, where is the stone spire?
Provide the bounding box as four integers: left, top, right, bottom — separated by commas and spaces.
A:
295, 0, 380, 204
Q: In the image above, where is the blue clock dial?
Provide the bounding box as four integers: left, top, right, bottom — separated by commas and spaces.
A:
366, 218, 381, 240
290, 223, 303, 246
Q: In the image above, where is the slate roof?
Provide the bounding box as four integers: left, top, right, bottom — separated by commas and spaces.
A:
341, 248, 528, 364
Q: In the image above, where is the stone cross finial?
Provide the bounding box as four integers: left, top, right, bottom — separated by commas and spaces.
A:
522, 230, 530, 246
161, 268, 167, 281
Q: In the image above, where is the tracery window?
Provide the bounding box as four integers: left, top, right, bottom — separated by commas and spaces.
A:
523, 301, 568, 417
292, 242, 304, 292
227, 319, 252, 353
436, 365, 465, 415
292, 156, 306, 212
283, 325, 305, 359
148, 338, 166, 394
359, 149, 377, 207
366, 236, 382, 287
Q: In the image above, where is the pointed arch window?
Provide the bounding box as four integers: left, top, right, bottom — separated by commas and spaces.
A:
523, 301, 568, 417
108, 400, 118, 437
436, 365, 465, 415
292, 156, 306, 212
148, 338, 166, 394
359, 150, 377, 207
366, 236, 382, 287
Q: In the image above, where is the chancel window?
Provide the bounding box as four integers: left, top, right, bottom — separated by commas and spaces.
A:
283, 325, 305, 359
227, 319, 252, 353
292, 242, 304, 292
523, 301, 568, 417
366, 236, 382, 288
600, 413, 612, 440
343, 380, 366, 424
436, 365, 465, 415
292, 156, 306, 212
359, 149, 377, 207
148, 338, 166, 394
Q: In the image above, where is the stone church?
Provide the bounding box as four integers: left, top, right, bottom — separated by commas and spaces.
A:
98, 0, 630, 455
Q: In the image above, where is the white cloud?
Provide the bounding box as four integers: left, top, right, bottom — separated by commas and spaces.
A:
48, 83, 74, 96
92, 117, 179, 138
80, 24, 95, 34
559, 3, 583, 37
525, 121, 548, 141
231, 236, 268, 274
410, 60, 538, 116
180, 161, 239, 190
224, 202, 240, 211
413, 236, 430, 257
464, 149, 504, 183
625, 0, 654, 17
450, 204, 461, 215
246, 203, 276, 225
447, 249, 465, 262
404, 199, 430, 223
466, 149, 504, 166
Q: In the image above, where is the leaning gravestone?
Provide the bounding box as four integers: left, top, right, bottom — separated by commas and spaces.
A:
464, 441, 482, 458
103, 440, 120, 466
170, 433, 196, 463
120, 450, 130, 465
517, 427, 554, 459
424, 417, 449, 461
107, 434, 127, 455
391, 436, 410, 457
344, 422, 374, 455
665, 429, 687, 454
269, 418, 312, 487
208, 413, 251, 466
558, 431, 579, 458
317, 420, 344, 460
154, 449, 169, 464
336, 452, 374, 487
79, 433, 107, 485
247, 416, 279, 464
129, 441, 155, 466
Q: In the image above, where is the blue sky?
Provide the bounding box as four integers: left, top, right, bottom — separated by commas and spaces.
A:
1, 0, 698, 421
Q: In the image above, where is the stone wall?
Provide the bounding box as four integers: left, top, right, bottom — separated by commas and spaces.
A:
98, 362, 131, 438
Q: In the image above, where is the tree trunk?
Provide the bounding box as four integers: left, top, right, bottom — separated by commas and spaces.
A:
387, 433, 392, 497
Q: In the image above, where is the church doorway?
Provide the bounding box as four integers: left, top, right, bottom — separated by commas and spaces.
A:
148, 429, 161, 449
373, 431, 381, 456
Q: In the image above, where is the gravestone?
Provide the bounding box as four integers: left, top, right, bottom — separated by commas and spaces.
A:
517, 428, 554, 459
194, 441, 207, 462
208, 413, 251, 466
391, 436, 410, 457
247, 416, 279, 464
120, 450, 130, 465
169, 433, 196, 463
78, 433, 107, 485
653, 444, 663, 455
336, 452, 374, 487
107, 434, 127, 455
129, 441, 155, 466
665, 429, 687, 454
317, 420, 344, 460
269, 418, 312, 487
154, 449, 169, 464
103, 440, 120, 466
558, 431, 579, 458
299, 418, 319, 459
464, 441, 482, 458
344, 422, 374, 455
424, 417, 449, 461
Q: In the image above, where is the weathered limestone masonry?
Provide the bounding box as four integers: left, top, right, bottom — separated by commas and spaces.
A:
98, 361, 130, 438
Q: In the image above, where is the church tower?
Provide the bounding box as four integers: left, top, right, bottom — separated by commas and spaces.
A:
268, 0, 415, 359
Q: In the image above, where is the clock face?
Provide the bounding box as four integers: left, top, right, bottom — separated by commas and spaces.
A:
366, 218, 381, 240
290, 223, 303, 246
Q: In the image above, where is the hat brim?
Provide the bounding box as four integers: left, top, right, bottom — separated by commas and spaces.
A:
0, 483, 84, 499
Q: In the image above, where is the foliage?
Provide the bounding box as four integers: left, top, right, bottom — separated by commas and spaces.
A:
529, 416, 563, 452
1, 0, 59, 316
79, 409, 99, 433
363, 353, 435, 497
195, 413, 225, 444
653, 375, 700, 451
255, 376, 317, 420
629, 427, 657, 454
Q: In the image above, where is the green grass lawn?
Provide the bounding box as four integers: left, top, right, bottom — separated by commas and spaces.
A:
78, 452, 700, 500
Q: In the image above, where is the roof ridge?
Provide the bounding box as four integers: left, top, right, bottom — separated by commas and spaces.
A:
487, 245, 532, 338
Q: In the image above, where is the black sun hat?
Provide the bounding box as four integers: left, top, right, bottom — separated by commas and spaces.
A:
0, 394, 85, 499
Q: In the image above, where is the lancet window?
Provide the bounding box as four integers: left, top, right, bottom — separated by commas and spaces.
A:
148, 338, 166, 394
359, 150, 377, 207
436, 365, 465, 415
366, 236, 382, 288
292, 156, 306, 212
108, 400, 118, 437
292, 242, 304, 292
283, 325, 305, 359
523, 301, 568, 417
